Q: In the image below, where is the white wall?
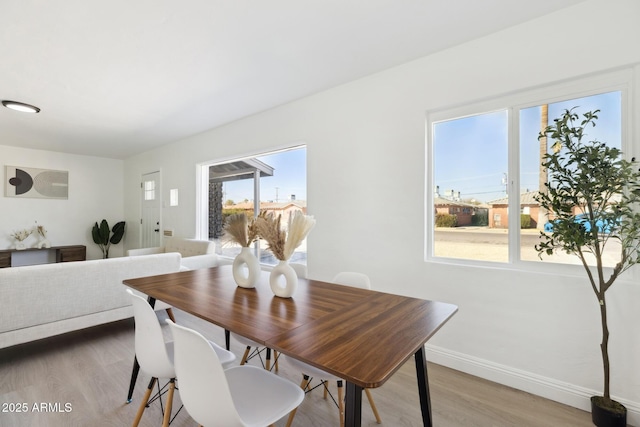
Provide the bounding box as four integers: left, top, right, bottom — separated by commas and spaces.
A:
0, 145, 125, 260
123, 0, 640, 422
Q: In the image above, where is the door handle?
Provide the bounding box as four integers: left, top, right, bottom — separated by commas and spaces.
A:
154, 229, 160, 232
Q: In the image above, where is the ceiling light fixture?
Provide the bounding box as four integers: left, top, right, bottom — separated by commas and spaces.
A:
2, 100, 41, 113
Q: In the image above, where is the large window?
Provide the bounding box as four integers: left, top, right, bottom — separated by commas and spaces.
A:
199, 146, 307, 265
426, 70, 630, 268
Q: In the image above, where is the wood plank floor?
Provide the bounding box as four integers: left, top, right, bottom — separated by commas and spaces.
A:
0, 309, 592, 426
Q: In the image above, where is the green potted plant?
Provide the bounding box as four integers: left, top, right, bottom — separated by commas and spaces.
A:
535, 108, 640, 427
91, 219, 125, 259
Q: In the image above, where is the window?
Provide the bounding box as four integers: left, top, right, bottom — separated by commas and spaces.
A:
426, 69, 630, 268
431, 110, 509, 262
199, 146, 307, 265
143, 180, 156, 201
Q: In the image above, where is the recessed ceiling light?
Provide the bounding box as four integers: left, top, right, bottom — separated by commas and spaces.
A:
2, 100, 40, 113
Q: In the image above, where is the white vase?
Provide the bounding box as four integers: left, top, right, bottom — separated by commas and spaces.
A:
232, 247, 261, 288
37, 239, 51, 249
269, 260, 298, 298
15, 241, 26, 250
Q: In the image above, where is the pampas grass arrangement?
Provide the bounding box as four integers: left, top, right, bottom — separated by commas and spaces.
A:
222, 213, 259, 247
255, 211, 286, 260
256, 210, 315, 261
284, 210, 316, 260
11, 228, 32, 242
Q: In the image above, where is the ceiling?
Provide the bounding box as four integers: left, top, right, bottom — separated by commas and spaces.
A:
0, 0, 585, 159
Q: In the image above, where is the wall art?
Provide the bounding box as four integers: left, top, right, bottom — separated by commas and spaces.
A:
5, 166, 69, 199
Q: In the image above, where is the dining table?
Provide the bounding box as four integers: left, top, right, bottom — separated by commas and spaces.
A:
123, 265, 457, 427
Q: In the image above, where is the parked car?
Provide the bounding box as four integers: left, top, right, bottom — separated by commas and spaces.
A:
544, 213, 616, 234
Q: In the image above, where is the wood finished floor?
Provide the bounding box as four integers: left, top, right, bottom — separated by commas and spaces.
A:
0, 309, 593, 427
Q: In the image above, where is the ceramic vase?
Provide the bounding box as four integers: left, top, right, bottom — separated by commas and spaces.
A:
232, 247, 261, 288
15, 241, 26, 250
37, 239, 51, 249
269, 260, 298, 298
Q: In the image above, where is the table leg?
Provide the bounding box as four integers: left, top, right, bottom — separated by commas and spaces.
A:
415, 345, 433, 427
265, 348, 272, 371
126, 296, 156, 402
344, 381, 362, 427
225, 329, 230, 351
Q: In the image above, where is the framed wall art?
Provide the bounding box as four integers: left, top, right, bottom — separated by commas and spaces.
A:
5, 166, 69, 199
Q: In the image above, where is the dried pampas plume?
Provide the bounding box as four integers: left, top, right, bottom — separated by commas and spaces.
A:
255, 211, 286, 260
284, 211, 316, 260
256, 210, 315, 261
222, 213, 259, 247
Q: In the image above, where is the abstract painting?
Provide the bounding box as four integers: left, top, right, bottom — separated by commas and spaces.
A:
5, 166, 69, 199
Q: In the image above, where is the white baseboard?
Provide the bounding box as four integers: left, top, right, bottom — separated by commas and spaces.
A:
425, 344, 639, 426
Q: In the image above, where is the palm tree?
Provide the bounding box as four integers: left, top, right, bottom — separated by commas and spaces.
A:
537, 104, 548, 229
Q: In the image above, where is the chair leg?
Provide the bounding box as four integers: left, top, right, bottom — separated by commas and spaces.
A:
240, 346, 251, 365
161, 378, 176, 427
165, 308, 176, 323
365, 388, 382, 424
285, 375, 310, 427
132, 377, 156, 427
337, 380, 344, 427
323, 380, 329, 399
274, 350, 279, 372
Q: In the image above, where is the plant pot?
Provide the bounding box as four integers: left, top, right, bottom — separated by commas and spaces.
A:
15, 241, 26, 250
269, 260, 297, 298
591, 396, 626, 427
232, 247, 261, 288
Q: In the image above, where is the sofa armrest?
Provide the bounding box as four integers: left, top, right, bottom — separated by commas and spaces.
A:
127, 247, 164, 256
216, 257, 233, 266
164, 237, 215, 257
180, 254, 220, 270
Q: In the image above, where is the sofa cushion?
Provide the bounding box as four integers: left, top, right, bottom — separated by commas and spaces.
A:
0, 253, 181, 334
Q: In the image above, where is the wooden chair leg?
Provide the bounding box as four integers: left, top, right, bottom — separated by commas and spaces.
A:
285, 375, 310, 427
240, 346, 251, 365
132, 377, 156, 427
323, 380, 329, 399
337, 380, 344, 427
365, 388, 382, 423
161, 379, 176, 427
274, 350, 279, 372
165, 308, 176, 323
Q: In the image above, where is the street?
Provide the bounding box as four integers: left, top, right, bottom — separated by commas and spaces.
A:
434, 227, 620, 265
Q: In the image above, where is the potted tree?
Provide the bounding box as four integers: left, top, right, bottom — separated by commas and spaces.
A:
91, 219, 125, 258
535, 108, 640, 426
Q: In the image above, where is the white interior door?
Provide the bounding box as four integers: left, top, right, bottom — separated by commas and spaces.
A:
141, 171, 161, 248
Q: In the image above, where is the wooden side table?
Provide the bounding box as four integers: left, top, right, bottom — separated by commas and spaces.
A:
0, 245, 86, 268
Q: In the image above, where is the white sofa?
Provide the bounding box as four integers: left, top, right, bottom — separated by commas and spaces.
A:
0, 253, 182, 349
127, 237, 223, 270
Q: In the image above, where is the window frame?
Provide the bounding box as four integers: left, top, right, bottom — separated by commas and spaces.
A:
425, 68, 633, 276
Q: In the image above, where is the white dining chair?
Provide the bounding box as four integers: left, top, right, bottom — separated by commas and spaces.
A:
283, 271, 382, 427
127, 289, 236, 427
166, 319, 305, 427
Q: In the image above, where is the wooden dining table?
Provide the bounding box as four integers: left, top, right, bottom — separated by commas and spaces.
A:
123, 265, 457, 427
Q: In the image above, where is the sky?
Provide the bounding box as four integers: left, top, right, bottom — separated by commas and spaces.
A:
433, 91, 622, 204
222, 146, 307, 204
